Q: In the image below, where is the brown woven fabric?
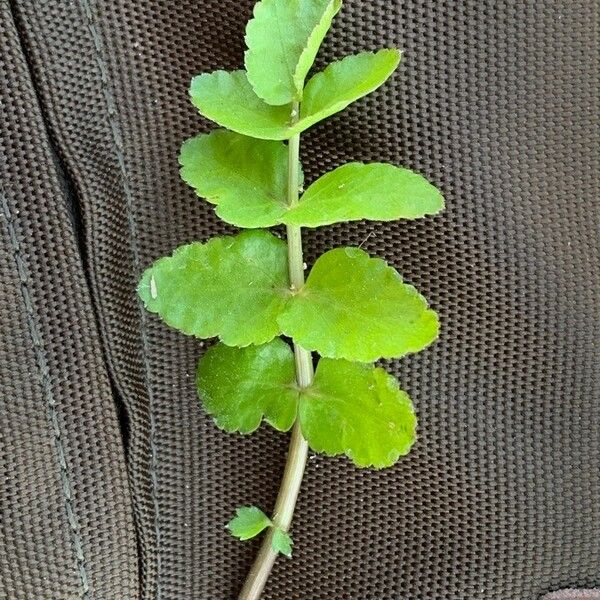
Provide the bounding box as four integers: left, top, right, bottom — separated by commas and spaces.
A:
3, 0, 600, 598
0, 2, 138, 599
543, 591, 600, 600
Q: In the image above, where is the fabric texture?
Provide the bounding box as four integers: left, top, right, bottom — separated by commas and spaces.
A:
2, 0, 599, 599
543, 592, 600, 600
0, 2, 138, 599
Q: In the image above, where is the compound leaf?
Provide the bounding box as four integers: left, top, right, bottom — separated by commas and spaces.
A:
279, 247, 438, 362
189, 70, 292, 140
138, 231, 289, 347
179, 130, 301, 228
245, 0, 341, 105
196, 339, 299, 434
271, 528, 293, 557
298, 49, 401, 130
227, 506, 272, 541
284, 162, 444, 227
299, 359, 417, 468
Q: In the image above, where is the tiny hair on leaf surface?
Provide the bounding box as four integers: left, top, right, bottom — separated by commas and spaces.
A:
179, 130, 303, 228
137, 230, 289, 347
245, 0, 341, 105
197, 339, 299, 434
227, 506, 272, 541
279, 246, 439, 362
189, 50, 400, 140
299, 358, 417, 468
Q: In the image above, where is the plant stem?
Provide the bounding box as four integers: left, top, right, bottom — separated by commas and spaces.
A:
238, 103, 312, 600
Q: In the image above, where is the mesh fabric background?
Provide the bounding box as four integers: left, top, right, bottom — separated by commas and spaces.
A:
0, 2, 138, 598
3, 0, 600, 598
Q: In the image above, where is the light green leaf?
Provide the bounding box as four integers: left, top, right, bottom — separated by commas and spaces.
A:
196, 339, 299, 433
271, 528, 293, 557
179, 130, 302, 228
279, 247, 438, 362
227, 506, 272, 541
138, 231, 289, 347
300, 359, 417, 468
294, 0, 342, 99
245, 0, 341, 105
189, 50, 399, 140
299, 49, 401, 129
180, 132, 441, 228
189, 70, 292, 140
284, 162, 444, 227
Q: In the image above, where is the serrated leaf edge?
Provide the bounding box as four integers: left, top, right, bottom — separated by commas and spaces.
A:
292, 0, 342, 99
188, 49, 401, 140
271, 527, 293, 558
297, 361, 418, 469
227, 506, 272, 541
278, 247, 441, 362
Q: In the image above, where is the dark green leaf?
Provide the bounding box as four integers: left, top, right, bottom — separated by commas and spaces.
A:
279, 247, 438, 362
284, 162, 444, 227
299, 359, 417, 468
227, 506, 272, 540
245, 0, 341, 105
179, 130, 300, 228
138, 231, 289, 347
196, 339, 299, 433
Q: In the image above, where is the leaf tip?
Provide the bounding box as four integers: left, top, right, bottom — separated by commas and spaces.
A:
379, 47, 402, 67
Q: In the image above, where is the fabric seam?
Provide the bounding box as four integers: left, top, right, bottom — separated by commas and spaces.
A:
0, 187, 90, 598
77, 1, 163, 598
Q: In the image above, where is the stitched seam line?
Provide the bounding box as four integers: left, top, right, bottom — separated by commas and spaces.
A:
77, 1, 162, 598
1, 187, 90, 598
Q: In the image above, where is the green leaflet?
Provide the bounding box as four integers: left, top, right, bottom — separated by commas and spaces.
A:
227, 506, 272, 540
284, 162, 444, 227
197, 339, 299, 433
137, 230, 289, 347
271, 528, 293, 557
301, 358, 417, 468
245, 0, 341, 105
293, 0, 342, 99
189, 50, 400, 140
140, 231, 437, 361
196, 340, 417, 468
278, 247, 439, 362
227, 505, 293, 554
179, 130, 302, 228
189, 70, 292, 140
300, 49, 401, 125
179, 131, 442, 229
